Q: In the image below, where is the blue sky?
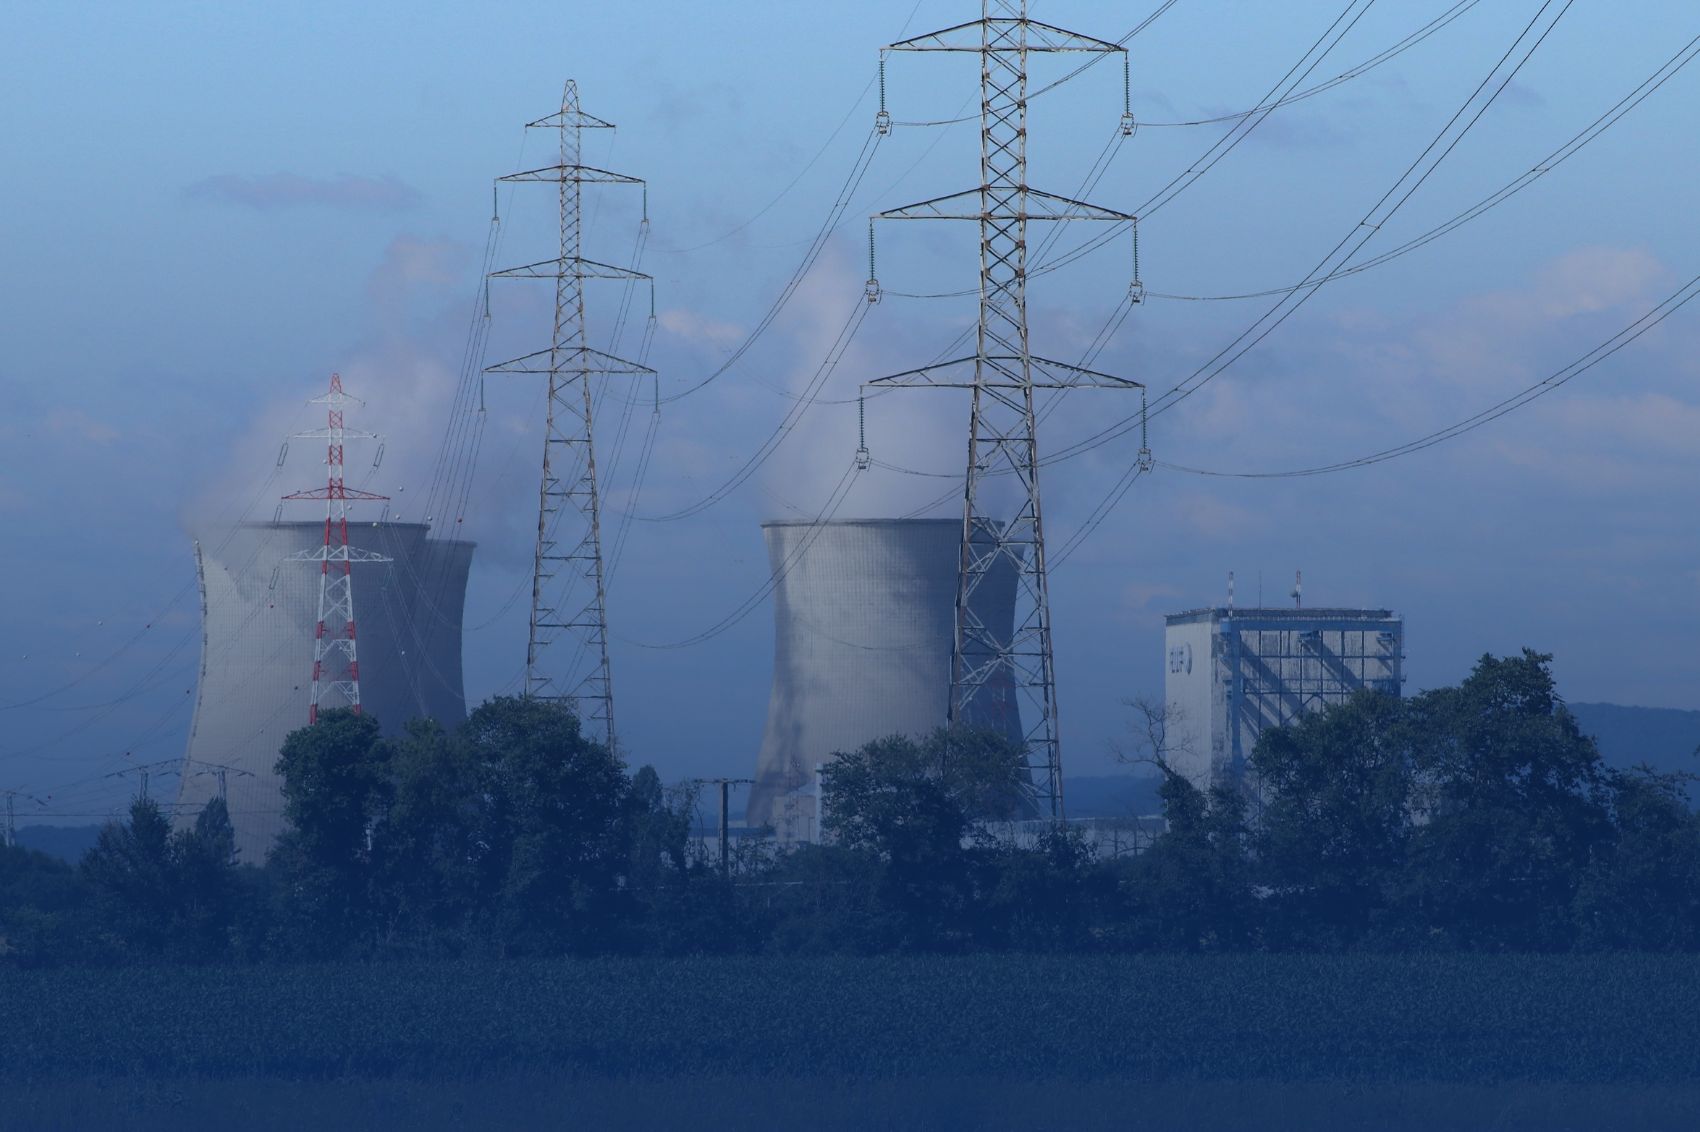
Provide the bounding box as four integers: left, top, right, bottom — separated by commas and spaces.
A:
4, 1, 1699, 818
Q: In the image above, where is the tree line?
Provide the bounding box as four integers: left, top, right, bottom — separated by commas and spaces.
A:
1, 650, 1696, 965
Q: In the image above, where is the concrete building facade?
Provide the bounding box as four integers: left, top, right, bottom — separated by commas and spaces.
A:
173, 521, 473, 859
1163, 605, 1404, 790
747, 518, 1020, 839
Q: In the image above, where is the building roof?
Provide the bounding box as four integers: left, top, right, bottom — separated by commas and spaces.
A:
1165, 606, 1399, 627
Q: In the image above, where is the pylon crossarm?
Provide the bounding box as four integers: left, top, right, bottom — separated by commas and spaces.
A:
889, 18, 1124, 53
292, 427, 380, 441
490, 257, 652, 282
280, 486, 389, 501
876, 187, 1133, 222
283, 547, 392, 564
499, 164, 643, 186
868, 354, 1141, 389
525, 108, 615, 131
485, 345, 656, 376
1028, 356, 1143, 388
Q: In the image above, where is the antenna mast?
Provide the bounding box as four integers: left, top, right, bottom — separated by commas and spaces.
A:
487, 81, 653, 753
281, 373, 391, 725
869, 2, 1143, 820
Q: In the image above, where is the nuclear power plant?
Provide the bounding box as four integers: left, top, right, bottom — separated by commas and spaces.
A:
173, 521, 473, 859
1163, 599, 1405, 791
747, 519, 1021, 839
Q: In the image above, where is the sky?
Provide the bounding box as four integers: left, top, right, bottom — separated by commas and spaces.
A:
3, 0, 1699, 821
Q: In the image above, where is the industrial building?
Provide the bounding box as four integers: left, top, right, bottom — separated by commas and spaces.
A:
747, 518, 1021, 840
173, 521, 473, 860
1163, 601, 1404, 790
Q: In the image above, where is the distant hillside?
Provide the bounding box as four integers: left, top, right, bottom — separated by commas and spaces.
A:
1570, 702, 1700, 778
14, 824, 102, 864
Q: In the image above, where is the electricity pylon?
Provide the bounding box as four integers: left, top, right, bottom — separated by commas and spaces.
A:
282, 373, 390, 725
870, 2, 1143, 820
488, 81, 652, 752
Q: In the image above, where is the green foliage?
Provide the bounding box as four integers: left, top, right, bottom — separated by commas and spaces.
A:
266, 697, 678, 958
456, 696, 634, 955
0, 842, 90, 966
1403, 650, 1612, 950
77, 796, 240, 964
1574, 767, 1700, 950
1122, 773, 1256, 951
1253, 689, 1414, 948
977, 826, 1112, 952
269, 708, 390, 957
818, 728, 1031, 951
8, 650, 1698, 967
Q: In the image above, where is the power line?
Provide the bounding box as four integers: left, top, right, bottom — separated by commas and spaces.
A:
1145, 32, 1700, 303
1160, 273, 1700, 479
1050, 0, 1578, 468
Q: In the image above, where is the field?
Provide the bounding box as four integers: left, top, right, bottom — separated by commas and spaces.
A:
5, 954, 1699, 1129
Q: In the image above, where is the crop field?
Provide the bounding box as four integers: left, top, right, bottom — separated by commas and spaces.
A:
4, 954, 1699, 1129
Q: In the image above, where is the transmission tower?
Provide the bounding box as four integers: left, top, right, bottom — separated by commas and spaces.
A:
869, 2, 1143, 820
487, 81, 653, 752
282, 373, 391, 725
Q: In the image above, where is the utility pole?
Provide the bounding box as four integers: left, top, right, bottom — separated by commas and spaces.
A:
868, 2, 1143, 820
188, 760, 255, 803
106, 760, 180, 805
690, 777, 753, 874
488, 80, 653, 753
2, 790, 44, 849
281, 373, 391, 725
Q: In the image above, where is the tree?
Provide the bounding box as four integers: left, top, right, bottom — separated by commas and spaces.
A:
81, 796, 179, 959
1252, 690, 1414, 949
978, 824, 1109, 952
1123, 771, 1257, 951
379, 718, 488, 953
459, 696, 633, 955
823, 727, 1032, 852
269, 708, 390, 957
1403, 650, 1612, 950
1573, 767, 1700, 950
625, 769, 752, 956
173, 797, 240, 962
819, 728, 1030, 951
0, 842, 90, 967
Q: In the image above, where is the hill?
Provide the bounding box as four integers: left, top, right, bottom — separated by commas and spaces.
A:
1570, 702, 1700, 778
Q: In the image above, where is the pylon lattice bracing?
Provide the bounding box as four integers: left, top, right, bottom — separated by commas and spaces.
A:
871, 1, 1143, 820
281, 373, 391, 725
488, 81, 653, 752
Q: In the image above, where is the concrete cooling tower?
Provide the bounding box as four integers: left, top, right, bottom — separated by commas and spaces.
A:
173, 521, 473, 860
747, 518, 1020, 836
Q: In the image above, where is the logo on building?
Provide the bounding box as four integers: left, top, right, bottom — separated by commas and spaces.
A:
1168, 642, 1193, 674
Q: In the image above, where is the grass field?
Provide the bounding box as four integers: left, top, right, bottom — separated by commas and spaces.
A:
4, 954, 1698, 1129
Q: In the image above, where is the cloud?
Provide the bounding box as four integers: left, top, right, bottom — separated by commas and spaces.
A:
183, 173, 422, 213
659, 308, 745, 351
45, 408, 119, 444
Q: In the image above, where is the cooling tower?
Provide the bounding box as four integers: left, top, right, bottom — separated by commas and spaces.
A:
173, 521, 474, 860
747, 518, 1020, 834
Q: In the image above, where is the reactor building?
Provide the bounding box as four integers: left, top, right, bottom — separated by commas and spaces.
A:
173, 521, 473, 860
747, 518, 1021, 839
1163, 600, 1404, 790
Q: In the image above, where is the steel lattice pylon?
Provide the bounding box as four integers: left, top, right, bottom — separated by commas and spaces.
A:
282, 373, 391, 725
487, 81, 652, 751
871, 2, 1143, 820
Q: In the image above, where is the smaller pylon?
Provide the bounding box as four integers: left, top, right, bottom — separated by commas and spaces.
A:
281, 374, 391, 725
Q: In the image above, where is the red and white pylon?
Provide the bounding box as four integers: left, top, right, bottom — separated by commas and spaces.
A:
281, 373, 390, 725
